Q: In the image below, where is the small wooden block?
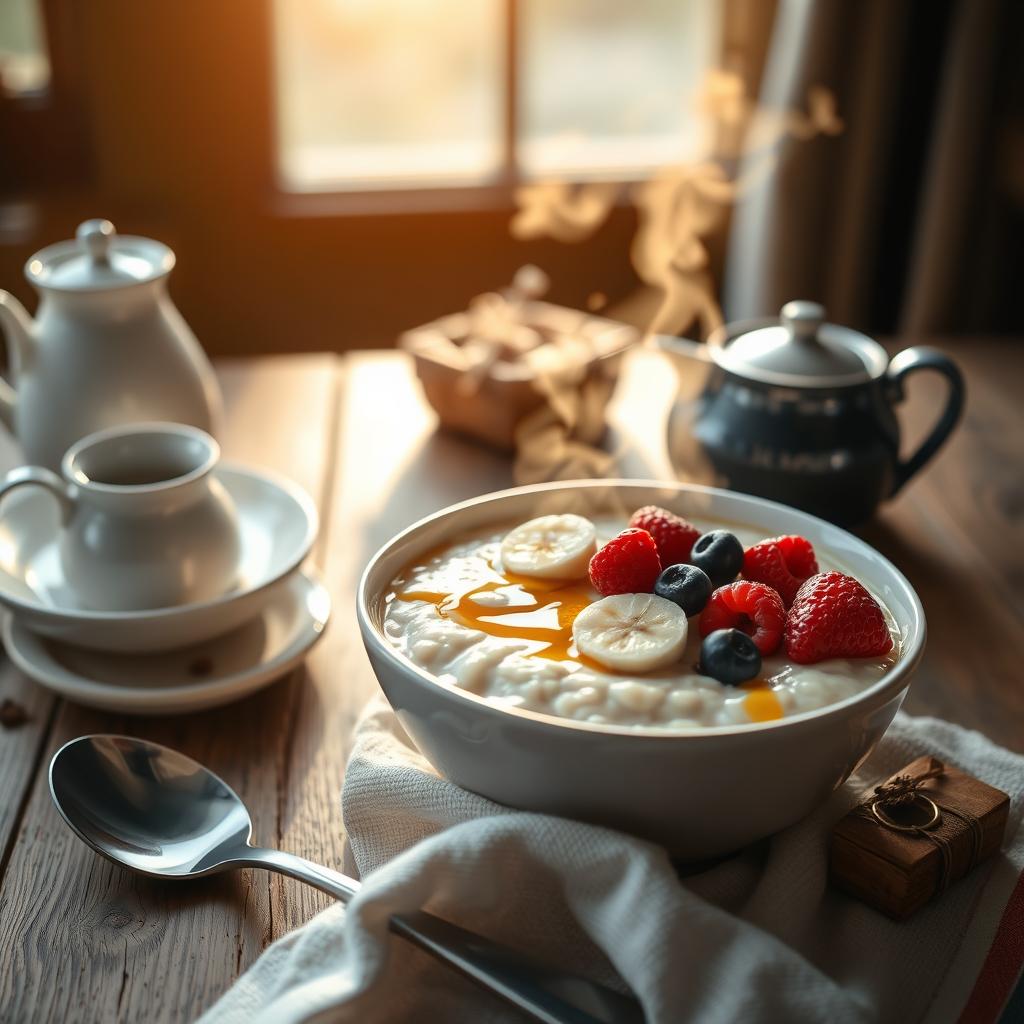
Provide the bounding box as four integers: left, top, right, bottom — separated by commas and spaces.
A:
830, 756, 1010, 920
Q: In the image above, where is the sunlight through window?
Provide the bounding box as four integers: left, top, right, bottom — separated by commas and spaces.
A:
274, 0, 504, 191
0, 0, 50, 96
273, 0, 717, 192
520, 0, 717, 178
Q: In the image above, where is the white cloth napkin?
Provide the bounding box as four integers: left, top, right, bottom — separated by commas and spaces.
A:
200, 700, 1024, 1024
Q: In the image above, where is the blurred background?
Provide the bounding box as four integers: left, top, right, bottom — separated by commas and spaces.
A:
1, 0, 1021, 356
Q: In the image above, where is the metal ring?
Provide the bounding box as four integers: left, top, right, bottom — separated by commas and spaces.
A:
870, 795, 942, 832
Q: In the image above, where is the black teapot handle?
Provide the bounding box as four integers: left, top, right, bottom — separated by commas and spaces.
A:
886, 346, 965, 495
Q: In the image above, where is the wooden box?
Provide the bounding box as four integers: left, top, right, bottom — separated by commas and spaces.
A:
830, 756, 1010, 920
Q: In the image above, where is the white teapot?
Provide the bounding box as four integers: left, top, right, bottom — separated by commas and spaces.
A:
0, 219, 223, 469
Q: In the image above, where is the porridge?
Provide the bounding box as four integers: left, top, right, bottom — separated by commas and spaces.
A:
382, 507, 899, 729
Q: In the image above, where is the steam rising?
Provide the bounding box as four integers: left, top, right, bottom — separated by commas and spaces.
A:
512, 70, 843, 338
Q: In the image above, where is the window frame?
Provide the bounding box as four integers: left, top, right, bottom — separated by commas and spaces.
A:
265, 0, 739, 217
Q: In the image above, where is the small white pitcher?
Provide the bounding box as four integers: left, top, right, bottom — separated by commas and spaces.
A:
0, 424, 241, 611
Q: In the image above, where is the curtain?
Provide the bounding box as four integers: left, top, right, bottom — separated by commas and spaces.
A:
723, 0, 1023, 335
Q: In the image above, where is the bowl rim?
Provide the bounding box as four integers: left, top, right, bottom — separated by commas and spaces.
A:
357, 478, 926, 740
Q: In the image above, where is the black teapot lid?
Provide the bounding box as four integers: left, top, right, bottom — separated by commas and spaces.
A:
710, 301, 889, 387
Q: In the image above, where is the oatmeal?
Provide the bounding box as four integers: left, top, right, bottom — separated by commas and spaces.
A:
382, 515, 899, 729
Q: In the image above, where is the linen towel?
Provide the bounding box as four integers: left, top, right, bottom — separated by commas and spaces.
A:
200, 700, 1024, 1024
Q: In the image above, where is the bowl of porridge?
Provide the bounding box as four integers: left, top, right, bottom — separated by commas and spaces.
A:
357, 480, 925, 857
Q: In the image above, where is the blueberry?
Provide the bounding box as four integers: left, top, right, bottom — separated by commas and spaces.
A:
689, 530, 744, 588
698, 628, 762, 686
654, 563, 713, 617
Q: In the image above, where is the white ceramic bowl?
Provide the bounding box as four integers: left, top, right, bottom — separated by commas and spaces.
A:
358, 480, 926, 859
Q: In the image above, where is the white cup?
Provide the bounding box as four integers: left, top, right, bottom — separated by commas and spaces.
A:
0, 423, 241, 611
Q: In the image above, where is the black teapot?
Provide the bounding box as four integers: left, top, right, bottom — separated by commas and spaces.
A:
656, 301, 965, 526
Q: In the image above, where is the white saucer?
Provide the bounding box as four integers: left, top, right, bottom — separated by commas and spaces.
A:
0, 463, 317, 652
2, 568, 330, 714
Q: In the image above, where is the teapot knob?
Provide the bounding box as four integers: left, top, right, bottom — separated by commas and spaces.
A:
76, 219, 116, 264
781, 300, 825, 342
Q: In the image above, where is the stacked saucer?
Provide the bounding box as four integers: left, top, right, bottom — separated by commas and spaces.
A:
0, 462, 329, 714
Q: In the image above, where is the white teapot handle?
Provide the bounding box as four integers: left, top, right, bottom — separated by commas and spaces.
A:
0, 466, 77, 524
0, 290, 34, 431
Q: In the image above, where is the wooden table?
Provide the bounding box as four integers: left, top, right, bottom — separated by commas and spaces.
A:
1, 342, 1021, 1021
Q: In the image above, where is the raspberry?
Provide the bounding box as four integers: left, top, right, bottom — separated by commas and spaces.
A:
784, 572, 894, 664
588, 528, 662, 596
743, 535, 819, 607
628, 506, 700, 566
698, 581, 786, 655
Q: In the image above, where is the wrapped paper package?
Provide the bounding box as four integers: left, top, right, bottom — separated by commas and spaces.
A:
400, 270, 637, 465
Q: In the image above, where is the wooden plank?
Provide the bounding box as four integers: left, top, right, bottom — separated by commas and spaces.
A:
0, 355, 340, 1023
272, 351, 515, 934
861, 340, 1024, 750
0, 661, 56, 866
0, 425, 58, 870
2, 340, 1021, 1023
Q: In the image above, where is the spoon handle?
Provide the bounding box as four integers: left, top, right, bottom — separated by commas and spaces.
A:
244, 846, 359, 901
242, 847, 644, 1024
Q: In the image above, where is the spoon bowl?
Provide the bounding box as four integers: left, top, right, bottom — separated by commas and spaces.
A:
50, 735, 253, 878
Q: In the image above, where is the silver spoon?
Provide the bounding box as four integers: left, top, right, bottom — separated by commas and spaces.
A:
49, 735, 644, 1024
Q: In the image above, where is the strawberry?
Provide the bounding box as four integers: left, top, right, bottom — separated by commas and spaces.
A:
628, 506, 700, 566
698, 580, 786, 655
743, 535, 818, 607
784, 572, 894, 664
588, 528, 662, 596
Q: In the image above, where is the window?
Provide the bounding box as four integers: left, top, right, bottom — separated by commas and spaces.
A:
273, 0, 718, 193
519, 0, 717, 178
0, 0, 50, 96
273, 0, 505, 190
0, 2, 729, 352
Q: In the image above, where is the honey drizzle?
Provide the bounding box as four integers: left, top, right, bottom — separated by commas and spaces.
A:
395, 563, 791, 709
395, 567, 595, 662
741, 679, 784, 722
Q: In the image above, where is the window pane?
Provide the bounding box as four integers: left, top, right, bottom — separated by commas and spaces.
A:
520, 0, 718, 178
0, 0, 50, 96
274, 0, 504, 191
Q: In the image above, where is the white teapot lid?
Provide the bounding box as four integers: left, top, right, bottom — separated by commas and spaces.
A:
26, 220, 175, 291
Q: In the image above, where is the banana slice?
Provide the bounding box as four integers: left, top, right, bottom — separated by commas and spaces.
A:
500, 514, 597, 580
572, 594, 688, 672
